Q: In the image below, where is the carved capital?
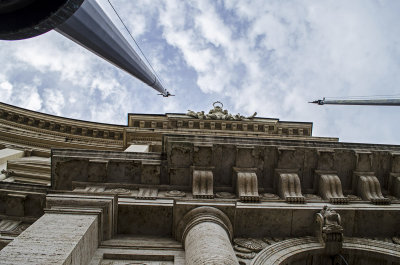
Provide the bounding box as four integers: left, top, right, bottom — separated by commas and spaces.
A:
176, 206, 233, 244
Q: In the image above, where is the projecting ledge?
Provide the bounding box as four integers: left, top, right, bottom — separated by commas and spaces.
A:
233, 202, 400, 239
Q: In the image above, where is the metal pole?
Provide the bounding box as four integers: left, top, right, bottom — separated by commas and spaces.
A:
309, 98, 400, 106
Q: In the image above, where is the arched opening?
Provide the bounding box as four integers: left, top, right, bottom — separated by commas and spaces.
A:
251, 237, 400, 265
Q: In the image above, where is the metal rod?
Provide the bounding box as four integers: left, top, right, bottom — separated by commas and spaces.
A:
55, 0, 169, 96
309, 98, 400, 106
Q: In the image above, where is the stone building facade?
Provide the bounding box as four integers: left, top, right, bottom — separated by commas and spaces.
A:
0, 101, 399, 264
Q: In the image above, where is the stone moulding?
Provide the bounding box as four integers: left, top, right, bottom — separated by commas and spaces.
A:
250, 236, 400, 265
192, 170, 214, 199
175, 206, 233, 244
0, 103, 124, 141
316, 172, 348, 204
45, 194, 117, 241
276, 170, 305, 203
135, 188, 158, 199
234, 168, 260, 202
353, 172, 390, 204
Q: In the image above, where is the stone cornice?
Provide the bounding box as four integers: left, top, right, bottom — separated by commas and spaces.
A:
128, 113, 316, 139
0, 103, 124, 151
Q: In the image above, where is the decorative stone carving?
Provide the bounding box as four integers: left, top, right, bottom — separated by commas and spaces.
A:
13, 223, 30, 234
260, 193, 280, 200
187, 101, 257, 121
135, 188, 158, 199
164, 190, 186, 197
318, 174, 348, 204
316, 206, 343, 255
235, 169, 260, 202
354, 174, 390, 204
216, 192, 236, 199
77, 186, 106, 193
277, 172, 305, 203
1, 169, 14, 178
389, 173, 400, 198
234, 238, 265, 252
0, 219, 21, 232
347, 194, 362, 201
192, 170, 214, 198
233, 237, 275, 263
106, 188, 131, 194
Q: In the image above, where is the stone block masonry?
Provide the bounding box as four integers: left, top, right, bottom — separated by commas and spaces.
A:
0, 213, 98, 265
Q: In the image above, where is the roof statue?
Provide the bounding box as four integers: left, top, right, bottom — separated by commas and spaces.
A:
187, 101, 257, 121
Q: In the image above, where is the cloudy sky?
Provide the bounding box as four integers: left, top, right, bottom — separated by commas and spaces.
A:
1, 0, 400, 144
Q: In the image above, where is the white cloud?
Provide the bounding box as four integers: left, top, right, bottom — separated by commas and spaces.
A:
0, 0, 400, 145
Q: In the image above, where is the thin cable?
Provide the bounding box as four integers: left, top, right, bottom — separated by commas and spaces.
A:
106, 0, 167, 90
338, 254, 349, 265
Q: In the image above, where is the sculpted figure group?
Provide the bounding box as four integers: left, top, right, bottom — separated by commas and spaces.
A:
187, 102, 257, 121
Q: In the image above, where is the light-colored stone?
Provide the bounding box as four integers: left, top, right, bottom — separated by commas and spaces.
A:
125, 144, 150, 152
0, 213, 98, 265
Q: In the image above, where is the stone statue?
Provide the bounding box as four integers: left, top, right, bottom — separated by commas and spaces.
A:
316, 205, 343, 255
186, 102, 257, 121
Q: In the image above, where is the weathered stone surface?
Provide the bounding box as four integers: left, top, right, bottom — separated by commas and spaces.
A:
317, 173, 348, 204
185, 222, 238, 265
277, 172, 305, 203
192, 170, 214, 198
0, 213, 98, 265
235, 169, 260, 202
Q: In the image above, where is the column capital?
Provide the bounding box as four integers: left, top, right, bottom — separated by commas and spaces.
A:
176, 206, 233, 244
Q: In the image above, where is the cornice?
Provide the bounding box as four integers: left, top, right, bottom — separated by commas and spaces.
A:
0, 103, 125, 147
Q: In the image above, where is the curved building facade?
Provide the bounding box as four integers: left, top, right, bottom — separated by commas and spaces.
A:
0, 102, 399, 264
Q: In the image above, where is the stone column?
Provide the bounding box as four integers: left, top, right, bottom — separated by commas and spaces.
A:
0, 213, 98, 265
177, 207, 239, 265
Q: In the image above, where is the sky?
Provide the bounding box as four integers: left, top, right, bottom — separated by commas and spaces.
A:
1, 0, 400, 145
